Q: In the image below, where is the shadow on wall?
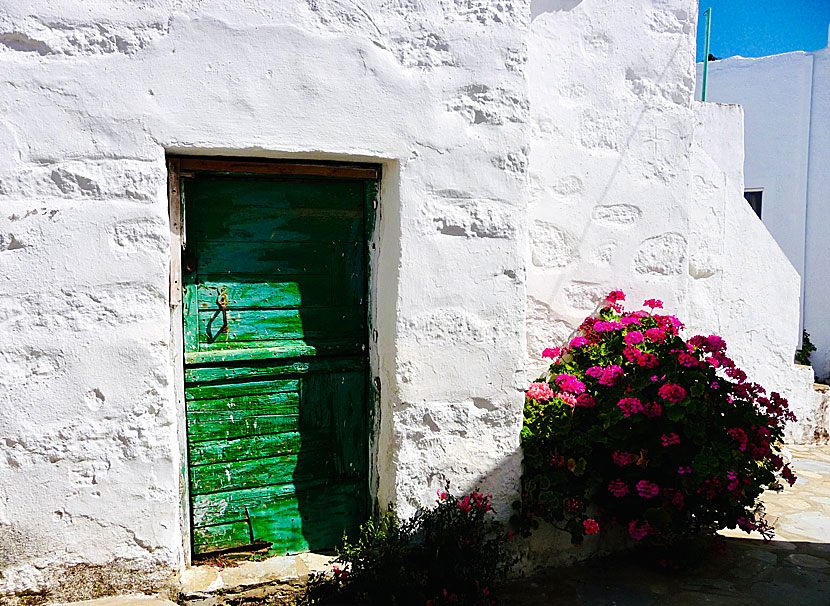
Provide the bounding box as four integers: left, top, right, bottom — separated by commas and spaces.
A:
531, 0, 584, 20
461, 447, 628, 573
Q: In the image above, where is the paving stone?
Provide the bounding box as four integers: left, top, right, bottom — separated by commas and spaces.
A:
787, 553, 830, 569
668, 591, 753, 606
679, 578, 737, 594
745, 549, 777, 564
53, 597, 178, 606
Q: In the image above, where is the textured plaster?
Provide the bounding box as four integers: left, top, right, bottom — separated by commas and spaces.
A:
0, 0, 821, 599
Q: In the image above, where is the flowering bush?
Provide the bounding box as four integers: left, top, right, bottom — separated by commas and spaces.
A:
303, 484, 512, 605
515, 291, 797, 549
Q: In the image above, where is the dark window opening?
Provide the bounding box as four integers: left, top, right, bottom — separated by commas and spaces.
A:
744, 190, 762, 219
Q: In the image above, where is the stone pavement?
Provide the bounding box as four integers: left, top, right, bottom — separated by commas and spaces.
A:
500, 445, 830, 605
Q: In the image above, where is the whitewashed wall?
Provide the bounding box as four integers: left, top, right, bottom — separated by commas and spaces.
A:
695, 40, 830, 381
522, 0, 823, 569
0, 1, 529, 600
0, 0, 820, 600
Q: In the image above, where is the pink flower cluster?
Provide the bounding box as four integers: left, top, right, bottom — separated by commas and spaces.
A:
644, 327, 666, 342
558, 392, 578, 407
628, 520, 651, 541
612, 451, 634, 466
677, 466, 692, 475
658, 383, 687, 403
585, 364, 624, 386
569, 336, 588, 349
662, 488, 685, 510
457, 491, 493, 514
726, 470, 739, 492
594, 320, 624, 332
583, 518, 599, 535
623, 346, 658, 368
643, 299, 663, 309
727, 427, 748, 451
527, 382, 554, 401
660, 433, 680, 446
575, 393, 596, 408
624, 331, 645, 345
617, 397, 644, 417
608, 479, 629, 498
642, 401, 663, 418
677, 352, 699, 368
542, 347, 560, 359
555, 374, 586, 394
635, 480, 659, 499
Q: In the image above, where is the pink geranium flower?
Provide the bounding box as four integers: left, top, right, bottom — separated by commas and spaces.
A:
608, 479, 629, 497
644, 328, 666, 342
635, 480, 659, 498
658, 383, 686, 403
583, 519, 599, 535
617, 397, 644, 417
527, 382, 554, 401
555, 374, 586, 394
624, 331, 645, 345
542, 347, 560, 359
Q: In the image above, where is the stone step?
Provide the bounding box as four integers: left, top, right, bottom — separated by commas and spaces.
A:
180, 552, 335, 600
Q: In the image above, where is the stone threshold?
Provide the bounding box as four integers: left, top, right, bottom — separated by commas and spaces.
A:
178, 552, 335, 605
52, 552, 336, 606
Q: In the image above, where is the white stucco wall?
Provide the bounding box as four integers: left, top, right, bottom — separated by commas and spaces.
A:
695, 40, 830, 380
687, 101, 824, 444
521, 0, 824, 568
0, 1, 530, 600
0, 0, 821, 599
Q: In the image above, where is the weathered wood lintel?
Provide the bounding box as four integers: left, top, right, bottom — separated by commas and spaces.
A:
175, 157, 379, 180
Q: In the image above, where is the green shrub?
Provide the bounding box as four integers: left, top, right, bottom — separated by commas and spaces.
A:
795, 330, 816, 366
304, 485, 512, 605
514, 291, 797, 554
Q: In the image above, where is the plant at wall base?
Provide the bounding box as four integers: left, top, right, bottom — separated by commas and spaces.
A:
302, 485, 513, 605
795, 330, 816, 366
514, 291, 797, 566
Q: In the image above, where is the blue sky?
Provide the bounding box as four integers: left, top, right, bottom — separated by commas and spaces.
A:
696, 1, 830, 61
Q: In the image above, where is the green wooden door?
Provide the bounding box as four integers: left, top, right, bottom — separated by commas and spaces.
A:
181, 170, 374, 555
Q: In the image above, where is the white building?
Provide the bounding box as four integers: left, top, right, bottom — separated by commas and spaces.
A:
0, 0, 824, 602
695, 32, 830, 379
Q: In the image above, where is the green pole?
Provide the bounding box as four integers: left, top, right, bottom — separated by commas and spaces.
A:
702, 7, 712, 101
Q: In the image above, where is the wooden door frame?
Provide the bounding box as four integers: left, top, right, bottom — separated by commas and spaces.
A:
167, 155, 382, 564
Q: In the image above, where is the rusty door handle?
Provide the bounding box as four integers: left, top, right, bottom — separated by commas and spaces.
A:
217, 290, 229, 334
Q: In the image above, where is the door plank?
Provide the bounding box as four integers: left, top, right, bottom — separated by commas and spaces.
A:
193, 521, 252, 554
190, 451, 330, 495
184, 357, 365, 383
197, 307, 364, 345
186, 379, 299, 401
192, 477, 331, 526
197, 279, 332, 310
187, 413, 300, 443
195, 241, 332, 276
186, 391, 299, 414
189, 430, 329, 466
